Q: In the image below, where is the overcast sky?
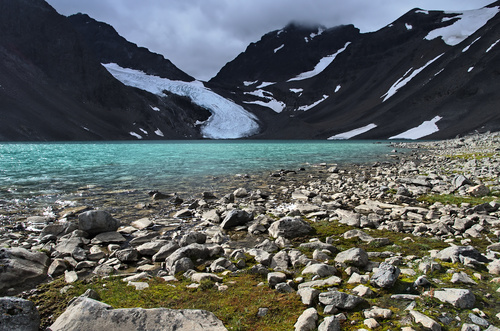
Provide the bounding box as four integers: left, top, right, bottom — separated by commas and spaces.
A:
46, 0, 493, 81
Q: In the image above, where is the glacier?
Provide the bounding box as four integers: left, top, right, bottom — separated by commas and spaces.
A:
103, 63, 259, 139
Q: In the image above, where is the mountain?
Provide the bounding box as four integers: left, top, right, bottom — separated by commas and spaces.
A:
1, 0, 500, 140
208, 1, 500, 139
0, 0, 209, 141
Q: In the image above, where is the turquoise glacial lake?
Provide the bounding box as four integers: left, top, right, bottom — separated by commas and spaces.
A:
0, 141, 397, 218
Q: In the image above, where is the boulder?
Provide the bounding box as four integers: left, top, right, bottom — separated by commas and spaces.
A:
435, 246, 488, 264
220, 209, 253, 229
267, 272, 287, 288
409, 310, 441, 331
152, 242, 180, 262
318, 316, 340, 331
78, 210, 120, 236
115, 248, 140, 263
294, 307, 318, 331
371, 262, 400, 288
432, 288, 476, 309
297, 287, 320, 306
90, 231, 126, 244
49, 297, 227, 331
165, 244, 222, 275
318, 291, 365, 310
268, 217, 312, 239
334, 248, 369, 268
301, 263, 336, 278
179, 232, 207, 247
0, 247, 50, 295
0, 297, 40, 331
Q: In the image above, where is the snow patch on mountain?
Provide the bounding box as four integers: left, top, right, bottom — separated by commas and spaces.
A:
244, 99, 286, 113
287, 42, 351, 82
416, 10, 429, 15
298, 95, 329, 111
290, 88, 303, 94
103, 63, 259, 139
335, 85, 341, 93
274, 44, 284, 53
327, 123, 378, 140
243, 80, 258, 86
487, 39, 500, 52
154, 129, 164, 137
129, 132, 142, 139
463, 37, 481, 52
382, 53, 444, 102
405, 23, 413, 30
257, 82, 276, 88
425, 7, 500, 46
389, 116, 442, 139
150, 105, 160, 112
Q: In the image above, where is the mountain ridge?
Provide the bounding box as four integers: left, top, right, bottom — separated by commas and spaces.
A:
1, 0, 500, 140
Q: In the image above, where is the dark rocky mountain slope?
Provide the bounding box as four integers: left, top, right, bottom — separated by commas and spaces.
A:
208, 1, 500, 139
1, 0, 500, 140
0, 0, 208, 141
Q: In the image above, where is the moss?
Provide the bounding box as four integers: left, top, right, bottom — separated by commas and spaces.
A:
417, 193, 498, 206
29, 273, 304, 331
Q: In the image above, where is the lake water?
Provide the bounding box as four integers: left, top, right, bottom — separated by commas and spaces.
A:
0, 141, 397, 220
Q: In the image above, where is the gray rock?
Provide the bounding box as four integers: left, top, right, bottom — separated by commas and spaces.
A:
488, 259, 500, 275
49, 297, 227, 331
115, 248, 140, 263
435, 246, 488, 264
40, 222, 77, 239
169, 257, 194, 275
334, 248, 369, 268
432, 288, 475, 309
255, 239, 279, 253
268, 217, 312, 239
335, 209, 361, 227
247, 248, 273, 266
461, 323, 481, 331
136, 240, 169, 256
0, 247, 50, 295
301, 263, 336, 278
210, 257, 237, 273
152, 242, 180, 262
452, 175, 472, 189
165, 244, 222, 275
179, 232, 207, 247
220, 209, 253, 229
318, 316, 340, 331
267, 272, 287, 288
297, 276, 342, 289
294, 307, 318, 331
78, 210, 120, 236
410, 310, 441, 331
131, 218, 153, 230
270, 250, 290, 270
297, 287, 320, 306
299, 242, 338, 255
451, 272, 477, 285
0, 297, 40, 331
47, 259, 68, 278
190, 272, 223, 284
371, 262, 400, 288
275, 282, 295, 293
468, 313, 489, 327
318, 291, 365, 310
90, 231, 126, 244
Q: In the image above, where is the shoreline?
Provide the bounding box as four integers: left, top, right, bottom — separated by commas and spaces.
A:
2, 131, 500, 330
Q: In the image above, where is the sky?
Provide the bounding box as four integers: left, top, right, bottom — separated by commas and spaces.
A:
45, 0, 494, 81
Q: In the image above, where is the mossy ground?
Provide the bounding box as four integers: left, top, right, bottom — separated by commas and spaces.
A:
32, 272, 304, 330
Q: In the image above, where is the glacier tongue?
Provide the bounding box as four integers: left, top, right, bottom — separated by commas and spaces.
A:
103, 63, 259, 139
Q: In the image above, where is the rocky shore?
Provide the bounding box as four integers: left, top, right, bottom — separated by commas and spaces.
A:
2, 132, 500, 330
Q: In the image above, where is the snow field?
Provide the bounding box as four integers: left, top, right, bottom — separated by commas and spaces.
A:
103, 63, 259, 139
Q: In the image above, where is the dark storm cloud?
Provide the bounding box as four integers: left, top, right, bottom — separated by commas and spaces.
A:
46, 0, 494, 80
